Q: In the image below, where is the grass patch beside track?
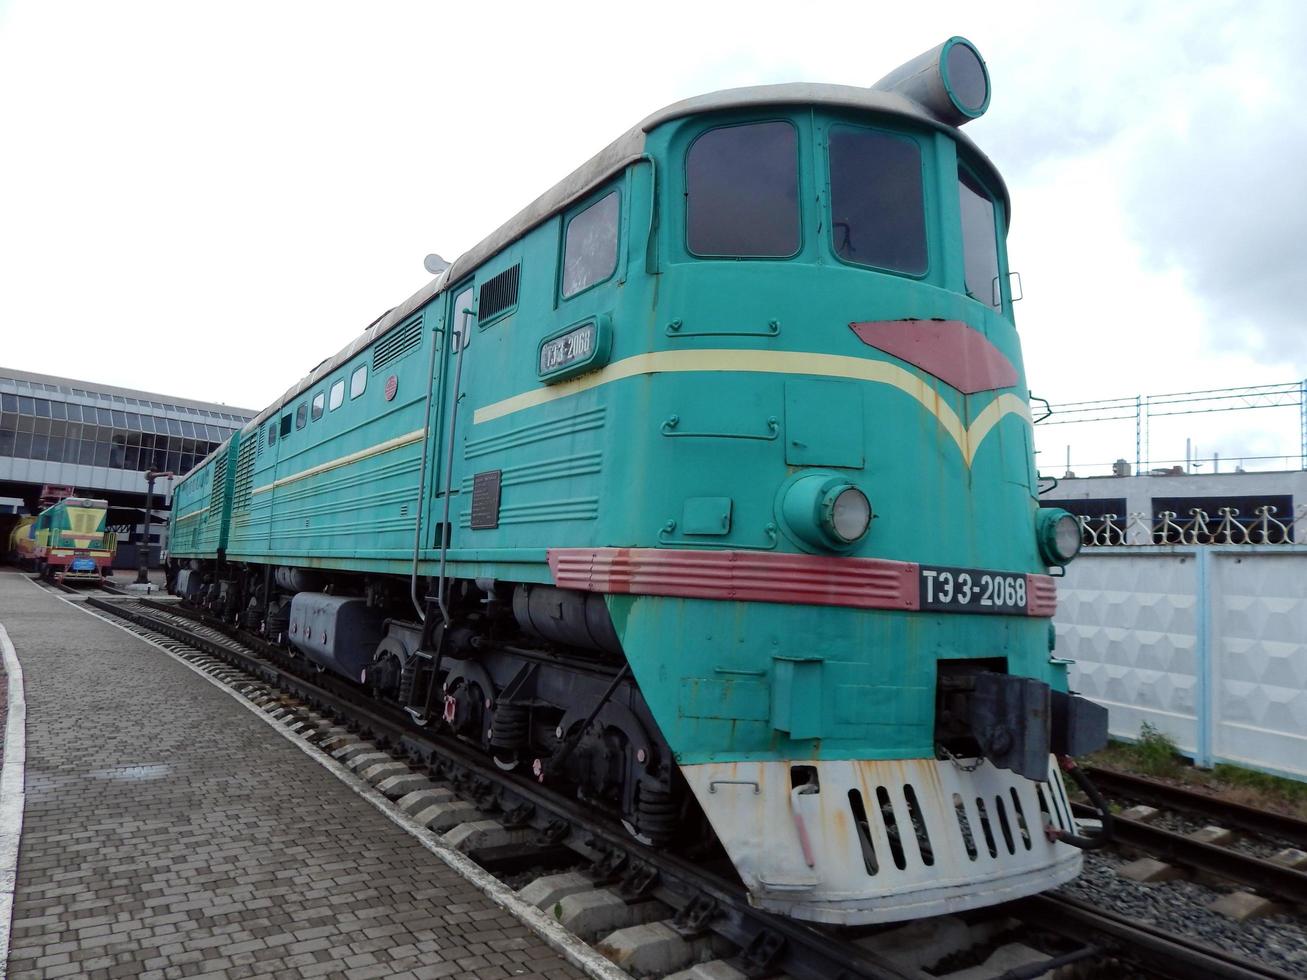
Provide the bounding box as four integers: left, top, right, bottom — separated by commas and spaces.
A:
1089, 722, 1307, 820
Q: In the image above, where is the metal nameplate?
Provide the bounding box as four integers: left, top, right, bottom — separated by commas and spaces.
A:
919, 565, 1027, 614
470, 469, 502, 530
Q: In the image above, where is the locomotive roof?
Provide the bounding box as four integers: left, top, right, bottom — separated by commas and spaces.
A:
245, 83, 1009, 433
47, 497, 107, 509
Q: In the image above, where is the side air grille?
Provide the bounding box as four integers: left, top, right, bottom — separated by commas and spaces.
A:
208, 455, 228, 518
372, 314, 424, 372
232, 437, 256, 514
478, 264, 520, 322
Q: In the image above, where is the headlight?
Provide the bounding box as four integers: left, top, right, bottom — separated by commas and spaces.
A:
827, 486, 872, 543
1037, 508, 1081, 566
780, 474, 872, 551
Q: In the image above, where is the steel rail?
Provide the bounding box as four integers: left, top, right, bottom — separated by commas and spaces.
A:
1018, 893, 1301, 980
85, 596, 917, 980
88, 594, 1300, 979
30, 574, 123, 596
1085, 766, 1307, 849
1070, 801, 1307, 905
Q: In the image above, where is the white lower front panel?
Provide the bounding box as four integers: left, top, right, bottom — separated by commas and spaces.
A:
682, 755, 1082, 925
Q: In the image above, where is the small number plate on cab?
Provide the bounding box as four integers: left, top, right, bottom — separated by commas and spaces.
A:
539, 322, 596, 375
919, 565, 1027, 614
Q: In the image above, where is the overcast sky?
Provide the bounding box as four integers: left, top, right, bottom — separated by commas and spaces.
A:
1, 1, 1303, 475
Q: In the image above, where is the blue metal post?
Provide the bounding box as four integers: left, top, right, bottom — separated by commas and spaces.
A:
1193, 547, 1213, 768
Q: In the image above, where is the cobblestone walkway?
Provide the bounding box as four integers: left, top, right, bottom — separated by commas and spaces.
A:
0, 571, 584, 980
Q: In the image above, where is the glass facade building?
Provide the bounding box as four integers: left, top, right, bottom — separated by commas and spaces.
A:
0, 368, 255, 490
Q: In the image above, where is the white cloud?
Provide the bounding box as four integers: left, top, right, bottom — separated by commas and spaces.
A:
0, 0, 1301, 472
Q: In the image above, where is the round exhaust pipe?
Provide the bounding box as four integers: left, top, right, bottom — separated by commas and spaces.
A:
872, 36, 990, 127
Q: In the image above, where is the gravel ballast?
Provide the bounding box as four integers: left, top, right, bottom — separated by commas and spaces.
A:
1057, 850, 1307, 976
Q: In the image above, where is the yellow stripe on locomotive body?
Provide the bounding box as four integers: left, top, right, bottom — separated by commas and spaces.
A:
249, 428, 426, 496
472, 348, 1032, 467
181, 37, 1103, 928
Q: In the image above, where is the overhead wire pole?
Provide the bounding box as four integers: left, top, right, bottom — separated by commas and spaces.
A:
1142, 394, 1149, 473
1135, 395, 1142, 474
1036, 380, 1304, 475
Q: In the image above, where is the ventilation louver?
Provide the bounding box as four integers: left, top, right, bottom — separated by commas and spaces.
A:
208, 455, 228, 518
232, 437, 256, 513
478, 264, 520, 322
373, 314, 423, 372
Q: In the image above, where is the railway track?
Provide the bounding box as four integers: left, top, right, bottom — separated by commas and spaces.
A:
1071, 766, 1307, 909
34, 574, 126, 596
1085, 767, 1307, 849
39, 584, 1298, 979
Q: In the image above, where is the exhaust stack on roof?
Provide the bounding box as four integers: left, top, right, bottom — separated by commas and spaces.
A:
873, 36, 991, 127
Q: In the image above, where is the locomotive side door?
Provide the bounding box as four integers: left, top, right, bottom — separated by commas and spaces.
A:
424, 280, 475, 558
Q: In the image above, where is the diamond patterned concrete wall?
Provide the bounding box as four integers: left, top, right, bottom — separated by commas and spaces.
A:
1058, 552, 1200, 755
1057, 547, 1307, 781
1212, 553, 1307, 778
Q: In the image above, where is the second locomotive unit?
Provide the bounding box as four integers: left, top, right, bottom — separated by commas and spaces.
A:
170, 36, 1108, 925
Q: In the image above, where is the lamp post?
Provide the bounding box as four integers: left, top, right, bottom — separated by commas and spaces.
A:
136, 470, 173, 586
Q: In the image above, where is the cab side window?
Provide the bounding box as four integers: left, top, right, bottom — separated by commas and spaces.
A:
561, 192, 619, 298
959, 167, 1001, 309
686, 121, 799, 257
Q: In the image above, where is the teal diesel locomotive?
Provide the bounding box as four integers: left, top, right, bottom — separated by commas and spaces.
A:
169, 37, 1108, 924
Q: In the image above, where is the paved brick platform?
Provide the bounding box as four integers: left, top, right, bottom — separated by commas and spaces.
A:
0, 570, 586, 980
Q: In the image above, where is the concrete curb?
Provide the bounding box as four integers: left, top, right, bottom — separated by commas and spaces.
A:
0, 621, 28, 979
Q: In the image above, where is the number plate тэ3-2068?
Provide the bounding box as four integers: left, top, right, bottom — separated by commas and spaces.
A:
918, 564, 1027, 614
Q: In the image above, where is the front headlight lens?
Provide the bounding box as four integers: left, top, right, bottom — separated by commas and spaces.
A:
780, 474, 873, 551
1053, 515, 1080, 559
1037, 508, 1082, 565
829, 487, 872, 543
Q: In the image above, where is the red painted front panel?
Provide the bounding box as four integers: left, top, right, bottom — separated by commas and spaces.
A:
849, 319, 1018, 394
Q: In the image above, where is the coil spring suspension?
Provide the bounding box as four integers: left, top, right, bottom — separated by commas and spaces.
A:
636, 785, 678, 847
397, 661, 417, 706
489, 703, 529, 750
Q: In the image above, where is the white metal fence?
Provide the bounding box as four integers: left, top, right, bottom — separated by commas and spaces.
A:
1056, 546, 1307, 781
1075, 505, 1307, 547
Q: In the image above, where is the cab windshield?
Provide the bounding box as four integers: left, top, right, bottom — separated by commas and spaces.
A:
827, 126, 926, 275
685, 121, 799, 257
